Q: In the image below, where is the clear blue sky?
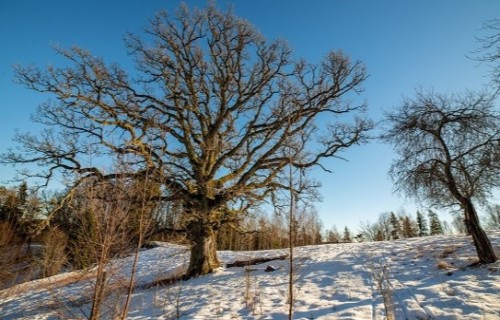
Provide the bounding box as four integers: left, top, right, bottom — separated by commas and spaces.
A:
1, 0, 498, 231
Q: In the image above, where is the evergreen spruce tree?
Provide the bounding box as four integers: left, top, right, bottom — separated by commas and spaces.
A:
374, 228, 385, 241
416, 211, 428, 237
401, 216, 417, 238
327, 226, 341, 243
428, 210, 444, 235
343, 226, 352, 243
389, 212, 402, 240
17, 182, 28, 208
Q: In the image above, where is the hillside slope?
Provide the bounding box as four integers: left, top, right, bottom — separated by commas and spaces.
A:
1, 232, 499, 319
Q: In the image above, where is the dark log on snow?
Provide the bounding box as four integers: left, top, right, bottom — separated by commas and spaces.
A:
226, 255, 287, 268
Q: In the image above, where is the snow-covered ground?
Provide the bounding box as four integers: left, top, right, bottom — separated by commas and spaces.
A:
0, 232, 499, 319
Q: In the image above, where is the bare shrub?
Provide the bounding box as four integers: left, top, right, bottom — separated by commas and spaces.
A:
154, 278, 196, 320
0, 220, 17, 248
39, 227, 68, 277
46, 173, 159, 320
244, 268, 262, 315
0, 220, 18, 289
0, 221, 35, 290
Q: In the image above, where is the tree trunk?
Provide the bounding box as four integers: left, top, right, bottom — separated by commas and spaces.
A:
184, 220, 220, 278
90, 269, 106, 320
463, 199, 497, 264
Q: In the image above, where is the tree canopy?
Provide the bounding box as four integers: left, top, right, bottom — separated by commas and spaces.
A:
3, 5, 371, 277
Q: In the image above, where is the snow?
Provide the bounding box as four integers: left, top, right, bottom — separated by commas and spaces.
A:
0, 232, 499, 319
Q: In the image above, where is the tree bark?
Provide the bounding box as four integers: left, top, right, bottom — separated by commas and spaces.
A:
443, 164, 497, 264
184, 220, 220, 278
463, 199, 497, 264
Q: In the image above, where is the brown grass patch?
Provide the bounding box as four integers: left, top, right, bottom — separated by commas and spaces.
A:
439, 246, 457, 259
436, 260, 452, 270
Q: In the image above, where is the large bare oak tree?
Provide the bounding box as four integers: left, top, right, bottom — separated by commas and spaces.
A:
4, 5, 371, 277
383, 91, 499, 264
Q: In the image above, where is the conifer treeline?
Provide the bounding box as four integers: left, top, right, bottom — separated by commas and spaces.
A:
353, 210, 447, 242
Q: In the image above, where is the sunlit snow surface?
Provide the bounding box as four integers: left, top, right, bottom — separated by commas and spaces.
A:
1, 232, 499, 319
